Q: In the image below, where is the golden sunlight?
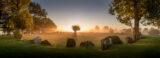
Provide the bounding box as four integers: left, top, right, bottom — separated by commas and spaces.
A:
61, 25, 87, 32
64, 28, 73, 32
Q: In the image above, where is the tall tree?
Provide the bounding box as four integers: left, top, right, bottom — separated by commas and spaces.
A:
109, 0, 160, 41
9, 0, 32, 31
72, 25, 80, 39
0, 0, 33, 36
29, 2, 47, 18
0, 0, 15, 35
28, 2, 57, 33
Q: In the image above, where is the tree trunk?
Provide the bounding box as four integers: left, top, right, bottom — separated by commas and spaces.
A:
133, 19, 140, 41
74, 31, 77, 39
133, 0, 141, 42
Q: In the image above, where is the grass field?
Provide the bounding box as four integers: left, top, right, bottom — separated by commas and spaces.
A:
0, 33, 159, 58
24, 32, 131, 48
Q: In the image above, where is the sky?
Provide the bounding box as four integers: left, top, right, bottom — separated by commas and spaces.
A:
32, 0, 151, 32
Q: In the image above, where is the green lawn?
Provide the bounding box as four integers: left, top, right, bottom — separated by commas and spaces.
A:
0, 35, 160, 58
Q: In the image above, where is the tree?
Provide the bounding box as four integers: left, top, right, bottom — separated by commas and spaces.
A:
10, 0, 32, 30
143, 0, 160, 28
28, 2, 57, 33
41, 18, 57, 33
72, 25, 80, 39
109, 0, 160, 41
143, 28, 148, 32
0, 0, 13, 35
13, 10, 33, 31
29, 2, 47, 18
0, 0, 10, 13
9, 0, 32, 39
95, 25, 100, 31
103, 26, 109, 30
148, 28, 160, 36
0, 0, 5, 17
0, 0, 34, 37
109, 28, 114, 34
103, 26, 109, 32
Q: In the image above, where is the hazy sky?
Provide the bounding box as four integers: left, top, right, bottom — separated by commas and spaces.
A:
32, 0, 139, 31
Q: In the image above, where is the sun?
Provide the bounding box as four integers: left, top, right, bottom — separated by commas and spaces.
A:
64, 28, 74, 32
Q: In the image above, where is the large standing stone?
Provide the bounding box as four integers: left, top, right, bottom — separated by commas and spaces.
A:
125, 37, 133, 44
33, 37, 42, 44
66, 38, 76, 47
101, 37, 112, 50
80, 41, 94, 47
41, 40, 51, 46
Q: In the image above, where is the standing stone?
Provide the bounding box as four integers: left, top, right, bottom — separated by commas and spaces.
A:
80, 41, 94, 47
33, 37, 42, 44
109, 38, 112, 44
66, 38, 76, 47
41, 40, 51, 46
101, 37, 112, 50
125, 37, 133, 44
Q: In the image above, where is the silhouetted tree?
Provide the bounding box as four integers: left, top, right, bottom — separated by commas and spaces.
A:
72, 25, 80, 39
28, 2, 57, 33
109, 28, 114, 34
103, 26, 109, 31
95, 25, 100, 31
29, 2, 47, 18
41, 18, 57, 33
148, 28, 160, 36
109, 0, 160, 41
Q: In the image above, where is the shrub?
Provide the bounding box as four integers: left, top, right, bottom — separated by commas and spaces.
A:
13, 30, 22, 40
80, 41, 94, 47
111, 36, 123, 44
41, 40, 51, 46
66, 38, 76, 47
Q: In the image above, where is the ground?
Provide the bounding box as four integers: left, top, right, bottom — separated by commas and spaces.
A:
24, 32, 131, 47
0, 33, 159, 58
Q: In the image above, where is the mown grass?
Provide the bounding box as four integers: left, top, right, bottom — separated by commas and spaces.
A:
0, 35, 160, 58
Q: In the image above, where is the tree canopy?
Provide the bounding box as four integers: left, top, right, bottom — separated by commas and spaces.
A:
109, 0, 160, 41
0, 0, 57, 35
72, 25, 80, 32
0, 0, 32, 35
28, 2, 57, 33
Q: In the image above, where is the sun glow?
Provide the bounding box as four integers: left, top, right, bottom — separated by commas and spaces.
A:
64, 28, 73, 32
57, 25, 88, 32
